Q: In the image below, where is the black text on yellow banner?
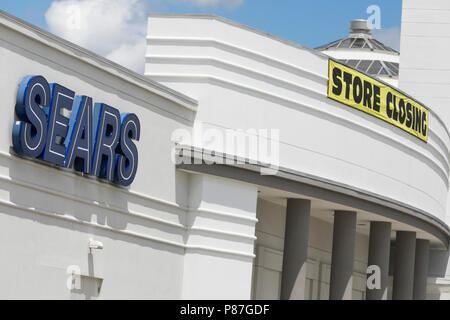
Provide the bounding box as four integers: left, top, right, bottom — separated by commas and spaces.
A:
327, 59, 428, 143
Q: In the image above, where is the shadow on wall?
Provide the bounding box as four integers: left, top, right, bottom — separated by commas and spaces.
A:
0, 35, 190, 253
70, 253, 103, 300
0, 146, 187, 298
0, 152, 185, 255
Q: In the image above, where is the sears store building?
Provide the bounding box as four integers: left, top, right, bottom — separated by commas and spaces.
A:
1, 0, 450, 300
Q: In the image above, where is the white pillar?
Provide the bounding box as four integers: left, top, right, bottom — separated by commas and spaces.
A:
413, 239, 430, 300
329, 211, 357, 300
393, 231, 416, 300
182, 174, 258, 299
366, 221, 391, 300
280, 199, 311, 300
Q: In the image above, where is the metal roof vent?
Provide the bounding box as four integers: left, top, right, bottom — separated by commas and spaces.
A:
314, 19, 398, 54
350, 19, 372, 38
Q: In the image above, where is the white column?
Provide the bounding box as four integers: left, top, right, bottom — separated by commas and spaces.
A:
182, 174, 258, 299
413, 239, 430, 300
366, 221, 391, 300
393, 231, 416, 300
280, 199, 311, 300
329, 211, 357, 300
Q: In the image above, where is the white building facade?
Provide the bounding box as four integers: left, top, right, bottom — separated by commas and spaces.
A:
0, 0, 450, 300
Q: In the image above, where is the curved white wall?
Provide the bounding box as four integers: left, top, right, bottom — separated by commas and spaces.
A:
399, 0, 450, 231
0, 12, 196, 298
146, 14, 450, 226
0, 11, 264, 299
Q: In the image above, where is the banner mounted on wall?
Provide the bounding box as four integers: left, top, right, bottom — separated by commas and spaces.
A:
327, 59, 429, 142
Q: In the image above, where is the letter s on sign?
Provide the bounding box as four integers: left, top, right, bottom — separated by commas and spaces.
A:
115, 113, 140, 186
12, 75, 50, 158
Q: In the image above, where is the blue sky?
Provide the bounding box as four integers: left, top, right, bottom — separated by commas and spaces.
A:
0, 0, 402, 72
154, 0, 403, 49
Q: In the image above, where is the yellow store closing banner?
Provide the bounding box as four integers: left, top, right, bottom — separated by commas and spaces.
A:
327, 59, 428, 142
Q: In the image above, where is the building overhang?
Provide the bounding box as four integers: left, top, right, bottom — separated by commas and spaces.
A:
175, 144, 450, 249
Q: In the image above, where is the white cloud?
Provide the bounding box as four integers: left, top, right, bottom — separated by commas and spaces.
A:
106, 40, 146, 74
45, 0, 244, 74
372, 26, 401, 52
45, 0, 147, 73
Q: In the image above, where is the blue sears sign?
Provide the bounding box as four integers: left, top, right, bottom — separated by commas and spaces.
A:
12, 75, 141, 187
